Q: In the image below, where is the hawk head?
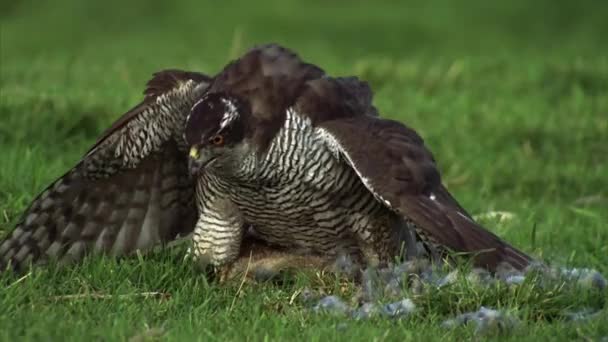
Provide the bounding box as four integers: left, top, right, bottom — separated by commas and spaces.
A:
185, 92, 252, 175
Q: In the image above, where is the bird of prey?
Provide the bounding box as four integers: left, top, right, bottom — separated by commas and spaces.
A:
0, 44, 532, 276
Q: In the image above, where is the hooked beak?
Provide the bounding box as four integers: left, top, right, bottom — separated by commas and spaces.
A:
188, 146, 218, 176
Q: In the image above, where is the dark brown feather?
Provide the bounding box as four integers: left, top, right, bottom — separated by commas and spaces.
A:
1, 70, 210, 272
90, 70, 210, 154
317, 113, 532, 271
144, 69, 211, 99
296, 76, 379, 122
189, 45, 532, 271
205, 44, 325, 151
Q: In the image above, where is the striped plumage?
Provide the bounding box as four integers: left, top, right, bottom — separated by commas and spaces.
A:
1, 43, 533, 277
185, 44, 532, 272
0, 71, 209, 271
191, 109, 404, 267
0, 66, 322, 275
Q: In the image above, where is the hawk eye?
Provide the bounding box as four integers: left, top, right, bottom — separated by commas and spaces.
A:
210, 134, 224, 146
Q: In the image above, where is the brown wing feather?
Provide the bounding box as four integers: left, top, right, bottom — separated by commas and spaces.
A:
1, 70, 209, 272
206, 44, 326, 151
290, 74, 531, 271
317, 115, 532, 271
89, 70, 211, 154
189, 45, 530, 272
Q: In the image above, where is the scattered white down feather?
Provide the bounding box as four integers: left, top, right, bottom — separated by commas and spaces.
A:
308, 256, 606, 329
441, 307, 520, 335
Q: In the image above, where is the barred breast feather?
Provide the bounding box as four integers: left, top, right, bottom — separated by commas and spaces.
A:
194, 44, 534, 271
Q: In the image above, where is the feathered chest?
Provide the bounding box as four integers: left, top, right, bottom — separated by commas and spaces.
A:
202, 110, 362, 218
237, 110, 348, 191
195, 110, 393, 254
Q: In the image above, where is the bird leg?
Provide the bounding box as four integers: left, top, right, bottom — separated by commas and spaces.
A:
191, 197, 244, 275
216, 264, 235, 283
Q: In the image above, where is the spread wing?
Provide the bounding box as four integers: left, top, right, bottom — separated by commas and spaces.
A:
293, 76, 531, 271
316, 116, 532, 270
0, 70, 211, 272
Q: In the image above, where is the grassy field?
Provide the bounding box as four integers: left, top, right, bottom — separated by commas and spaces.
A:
1, 0, 608, 340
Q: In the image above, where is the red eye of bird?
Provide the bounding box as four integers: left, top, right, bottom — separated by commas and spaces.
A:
210, 135, 224, 146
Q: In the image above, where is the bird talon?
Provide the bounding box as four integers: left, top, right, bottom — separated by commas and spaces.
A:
215, 264, 234, 283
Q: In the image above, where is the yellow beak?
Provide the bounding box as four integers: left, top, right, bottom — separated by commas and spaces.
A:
189, 146, 199, 159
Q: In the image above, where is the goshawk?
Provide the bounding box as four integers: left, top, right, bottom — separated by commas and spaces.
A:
0, 44, 532, 275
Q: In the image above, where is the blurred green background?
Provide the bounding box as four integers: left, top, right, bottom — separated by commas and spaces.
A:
2, 0, 607, 262
2, 0, 608, 62
1, 1, 608, 340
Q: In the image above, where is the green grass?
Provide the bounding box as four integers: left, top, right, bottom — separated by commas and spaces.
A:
1, 0, 608, 340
